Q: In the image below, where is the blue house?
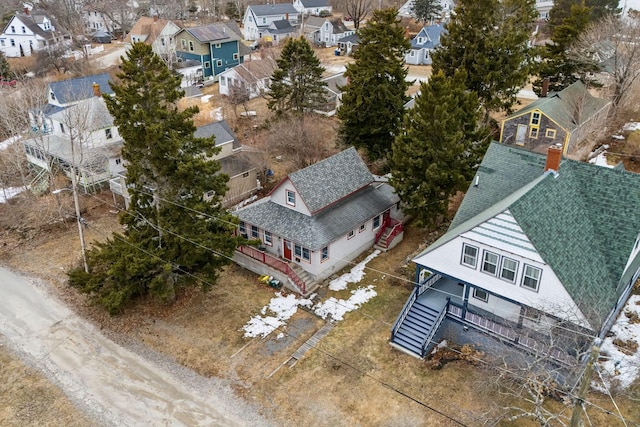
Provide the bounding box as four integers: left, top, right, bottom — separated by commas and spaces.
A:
174, 22, 248, 79
405, 24, 445, 65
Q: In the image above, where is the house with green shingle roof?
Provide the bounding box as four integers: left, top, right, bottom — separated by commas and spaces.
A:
390, 142, 640, 361
233, 147, 404, 295
499, 81, 610, 156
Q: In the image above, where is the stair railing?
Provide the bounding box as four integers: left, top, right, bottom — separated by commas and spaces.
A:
391, 286, 419, 340
420, 298, 449, 357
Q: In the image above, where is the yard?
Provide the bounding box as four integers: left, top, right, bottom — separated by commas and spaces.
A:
1, 192, 639, 425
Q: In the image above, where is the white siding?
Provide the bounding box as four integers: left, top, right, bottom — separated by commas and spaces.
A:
414, 210, 592, 328
468, 290, 521, 323
270, 179, 312, 215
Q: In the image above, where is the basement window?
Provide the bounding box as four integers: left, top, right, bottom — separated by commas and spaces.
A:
473, 288, 489, 302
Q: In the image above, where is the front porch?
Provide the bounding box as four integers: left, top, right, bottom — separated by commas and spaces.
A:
390, 273, 577, 366
234, 245, 316, 296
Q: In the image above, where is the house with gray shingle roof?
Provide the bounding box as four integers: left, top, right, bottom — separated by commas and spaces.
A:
405, 24, 445, 65
0, 8, 70, 57
243, 4, 300, 41
174, 22, 246, 79
234, 147, 404, 295
391, 142, 640, 361
499, 81, 610, 156
263, 19, 298, 45
24, 74, 125, 192
218, 57, 277, 100
293, 0, 332, 16
303, 17, 353, 47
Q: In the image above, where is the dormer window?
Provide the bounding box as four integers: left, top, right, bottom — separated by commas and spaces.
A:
286, 190, 296, 206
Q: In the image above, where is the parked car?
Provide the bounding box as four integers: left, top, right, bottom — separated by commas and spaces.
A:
0, 76, 17, 88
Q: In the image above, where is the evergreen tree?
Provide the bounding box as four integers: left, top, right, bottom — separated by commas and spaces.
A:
533, 3, 593, 94
0, 51, 10, 78
390, 71, 490, 226
337, 8, 410, 161
267, 37, 327, 115
412, 0, 443, 23
431, 0, 536, 122
549, 0, 619, 30
68, 42, 241, 314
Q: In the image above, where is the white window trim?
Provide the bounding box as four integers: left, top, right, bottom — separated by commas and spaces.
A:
264, 231, 272, 246
473, 288, 489, 302
250, 225, 259, 239
359, 223, 366, 233
481, 251, 499, 276
286, 190, 295, 206
461, 243, 478, 268
499, 257, 519, 283
347, 230, 355, 239
521, 264, 542, 292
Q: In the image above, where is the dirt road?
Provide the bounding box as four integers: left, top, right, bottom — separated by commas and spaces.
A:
0, 266, 270, 426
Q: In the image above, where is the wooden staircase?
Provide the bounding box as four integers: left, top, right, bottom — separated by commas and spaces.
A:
391, 299, 447, 358
289, 263, 317, 295
377, 226, 394, 248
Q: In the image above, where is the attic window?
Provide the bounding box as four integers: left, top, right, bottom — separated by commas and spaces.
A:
189, 41, 194, 51
546, 129, 557, 139
417, 37, 424, 44
21, 26, 26, 33
105, 128, 112, 139
286, 190, 295, 206
531, 112, 541, 126
50, 91, 56, 100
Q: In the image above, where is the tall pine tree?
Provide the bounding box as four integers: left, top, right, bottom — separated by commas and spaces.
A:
390, 71, 490, 226
533, 3, 593, 94
431, 0, 536, 122
337, 8, 410, 161
267, 37, 327, 115
68, 42, 241, 314
412, 0, 443, 23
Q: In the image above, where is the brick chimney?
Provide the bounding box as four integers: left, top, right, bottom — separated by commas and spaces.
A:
92, 82, 101, 97
544, 143, 563, 172
24, 7, 30, 15
541, 77, 550, 98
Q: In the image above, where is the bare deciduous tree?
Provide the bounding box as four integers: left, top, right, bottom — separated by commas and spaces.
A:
570, 14, 640, 116
343, 0, 373, 29
265, 114, 339, 171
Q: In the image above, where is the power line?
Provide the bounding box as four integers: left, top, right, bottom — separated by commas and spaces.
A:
81, 221, 479, 426
78, 212, 638, 427
83, 190, 602, 342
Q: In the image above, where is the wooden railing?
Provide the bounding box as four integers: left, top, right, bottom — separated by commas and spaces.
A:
237, 245, 306, 295
375, 215, 391, 243
385, 221, 403, 248
420, 300, 448, 357
391, 286, 419, 339
418, 273, 441, 296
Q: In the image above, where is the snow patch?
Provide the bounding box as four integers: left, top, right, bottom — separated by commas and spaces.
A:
623, 122, 640, 132
314, 285, 377, 321
598, 294, 640, 390
0, 135, 19, 151
242, 292, 313, 338
0, 187, 25, 203
328, 250, 380, 291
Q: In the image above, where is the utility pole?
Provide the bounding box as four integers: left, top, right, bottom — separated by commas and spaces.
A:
569, 339, 601, 427
70, 143, 89, 274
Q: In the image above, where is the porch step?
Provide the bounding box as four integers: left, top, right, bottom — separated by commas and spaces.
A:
289, 263, 317, 294
391, 300, 445, 358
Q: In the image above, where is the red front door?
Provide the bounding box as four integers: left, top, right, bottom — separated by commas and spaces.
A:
283, 239, 292, 261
